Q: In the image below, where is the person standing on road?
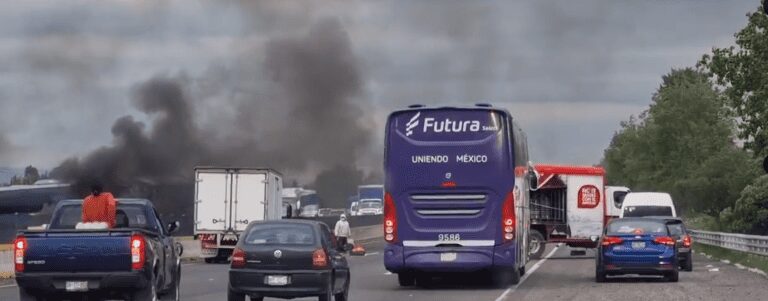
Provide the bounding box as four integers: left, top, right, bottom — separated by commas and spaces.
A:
82, 183, 118, 228
334, 214, 351, 251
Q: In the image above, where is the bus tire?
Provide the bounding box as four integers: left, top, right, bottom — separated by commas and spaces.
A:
528, 230, 546, 260
519, 264, 526, 276
492, 267, 520, 287
415, 273, 432, 288
397, 272, 415, 286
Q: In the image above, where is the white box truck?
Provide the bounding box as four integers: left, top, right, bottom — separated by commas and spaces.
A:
194, 167, 283, 263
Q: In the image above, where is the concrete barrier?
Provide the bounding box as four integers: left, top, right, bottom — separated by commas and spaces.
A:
1, 250, 12, 278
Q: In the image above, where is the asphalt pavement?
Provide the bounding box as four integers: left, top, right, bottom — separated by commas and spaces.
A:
2, 241, 768, 301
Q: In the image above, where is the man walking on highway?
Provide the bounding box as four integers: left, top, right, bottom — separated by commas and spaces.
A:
334, 214, 351, 252
82, 182, 118, 228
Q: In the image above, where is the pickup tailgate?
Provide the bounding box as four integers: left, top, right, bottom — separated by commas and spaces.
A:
22, 231, 132, 273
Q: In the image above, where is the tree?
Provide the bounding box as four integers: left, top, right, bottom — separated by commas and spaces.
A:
699, 5, 768, 156
602, 68, 758, 215
24, 165, 39, 184
720, 175, 768, 235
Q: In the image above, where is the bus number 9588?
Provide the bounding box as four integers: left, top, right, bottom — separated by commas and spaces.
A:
438, 233, 461, 241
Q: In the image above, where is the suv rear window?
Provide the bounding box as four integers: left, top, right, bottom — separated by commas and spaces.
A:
243, 223, 316, 246
623, 205, 673, 217
607, 220, 669, 235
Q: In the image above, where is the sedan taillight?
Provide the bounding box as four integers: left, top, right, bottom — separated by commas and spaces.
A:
654, 236, 676, 246
313, 249, 328, 268
601, 236, 623, 246
231, 248, 246, 269
682, 235, 692, 248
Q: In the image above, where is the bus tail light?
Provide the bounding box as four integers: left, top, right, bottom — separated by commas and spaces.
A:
14, 236, 27, 273
384, 192, 397, 243
502, 191, 516, 242
131, 234, 146, 270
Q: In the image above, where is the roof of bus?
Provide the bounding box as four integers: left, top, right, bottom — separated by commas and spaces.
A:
388, 105, 511, 117
533, 164, 606, 176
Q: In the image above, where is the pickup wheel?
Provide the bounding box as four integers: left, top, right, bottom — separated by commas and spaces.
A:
161, 268, 181, 301
132, 273, 159, 301
18, 288, 37, 301
227, 289, 246, 301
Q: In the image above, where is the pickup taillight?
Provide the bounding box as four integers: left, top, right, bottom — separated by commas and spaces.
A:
13, 236, 27, 273
131, 234, 146, 270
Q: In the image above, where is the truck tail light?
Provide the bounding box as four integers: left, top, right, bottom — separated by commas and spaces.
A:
502, 191, 516, 242
231, 248, 246, 269
131, 234, 146, 270
14, 236, 27, 273
601, 236, 623, 246
682, 235, 692, 248
313, 249, 328, 268
384, 192, 397, 243
654, 236, 676, 246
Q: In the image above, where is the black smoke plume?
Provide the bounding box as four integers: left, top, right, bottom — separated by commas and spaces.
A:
51, 18, 380, 222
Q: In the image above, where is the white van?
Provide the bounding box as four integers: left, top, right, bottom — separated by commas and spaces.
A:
620, 192, 677, 218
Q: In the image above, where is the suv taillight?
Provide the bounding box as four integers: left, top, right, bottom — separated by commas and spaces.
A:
683, 235, 692, 248
502, 191, 516, 243
313, 249, 328, 268
654, 236, 676, 246
384, 192, 397, 243
231, 248, 246, 269
14, 236, 27, 273
131, 234, 145, 270
601, 236, 623, 246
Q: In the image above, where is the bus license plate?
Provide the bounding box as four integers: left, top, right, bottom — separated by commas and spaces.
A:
65, 281, 88, 292
266, 275, 289, 286
440, 252, 457, 262
631, 242, 645, 249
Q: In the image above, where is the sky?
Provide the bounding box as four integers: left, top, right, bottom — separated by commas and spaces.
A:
0, 0, 760, 174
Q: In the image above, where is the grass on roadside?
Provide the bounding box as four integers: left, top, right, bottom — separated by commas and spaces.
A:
694, 242, 768, 274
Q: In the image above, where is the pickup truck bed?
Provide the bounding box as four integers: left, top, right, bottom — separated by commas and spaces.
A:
14, 199, 182, 301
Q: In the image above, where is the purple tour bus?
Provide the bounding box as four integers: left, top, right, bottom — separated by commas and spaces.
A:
383, 104, 539, 287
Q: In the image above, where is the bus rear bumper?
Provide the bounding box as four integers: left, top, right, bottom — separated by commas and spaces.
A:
384, 243, 518, 273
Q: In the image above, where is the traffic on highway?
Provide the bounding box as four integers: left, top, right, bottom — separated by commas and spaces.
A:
2, 1, 768, 301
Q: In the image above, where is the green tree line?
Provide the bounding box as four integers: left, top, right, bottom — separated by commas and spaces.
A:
603, 4, 768, 235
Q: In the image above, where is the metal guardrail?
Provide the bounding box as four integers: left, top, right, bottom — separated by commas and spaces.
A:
689, 229, 768, 257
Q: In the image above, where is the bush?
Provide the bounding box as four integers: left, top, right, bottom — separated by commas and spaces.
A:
721, 175, 768, 235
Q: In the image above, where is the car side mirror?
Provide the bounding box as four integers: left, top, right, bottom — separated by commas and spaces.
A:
167, 221, 180, 234
590, 235, 600, 243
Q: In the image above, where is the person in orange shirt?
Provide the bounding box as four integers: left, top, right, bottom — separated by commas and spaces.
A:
82, 183, 118, 228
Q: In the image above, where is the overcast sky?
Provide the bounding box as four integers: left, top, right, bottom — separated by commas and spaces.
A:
0, 0, 760, 172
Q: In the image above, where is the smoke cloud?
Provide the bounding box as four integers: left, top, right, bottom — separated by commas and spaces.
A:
50, 17, 378, 212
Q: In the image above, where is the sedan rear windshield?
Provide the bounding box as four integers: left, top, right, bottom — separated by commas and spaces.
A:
607, 220, 669, 236
243, 224, 316, 246
623, 205, 673, 217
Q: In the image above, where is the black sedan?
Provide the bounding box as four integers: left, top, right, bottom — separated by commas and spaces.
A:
650, 217, 693, 271
228, 219, 351, 301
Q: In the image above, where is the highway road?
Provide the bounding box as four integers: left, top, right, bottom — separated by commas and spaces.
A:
2, 241, 767, 301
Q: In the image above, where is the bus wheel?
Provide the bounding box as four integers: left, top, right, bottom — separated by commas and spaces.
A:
492, 267, 520, 287
528, 230, 546, 260
397, 272, 415, 286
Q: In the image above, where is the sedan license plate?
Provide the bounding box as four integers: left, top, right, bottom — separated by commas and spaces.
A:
631, 241, 646, 249
65, 281, 88, 292
266, 275, 289, 286
440, 252, 457, 262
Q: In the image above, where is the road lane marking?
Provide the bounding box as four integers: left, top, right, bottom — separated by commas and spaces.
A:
0, 284, 17, 288
494, 245, 560, 301
384, 271, 393, 275
365, 252, 380, 256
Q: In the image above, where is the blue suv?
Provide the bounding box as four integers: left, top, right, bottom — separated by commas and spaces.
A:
596, 217, 679, 282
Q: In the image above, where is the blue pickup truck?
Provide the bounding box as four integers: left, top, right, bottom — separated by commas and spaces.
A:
13, 199, 183, 301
